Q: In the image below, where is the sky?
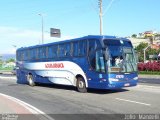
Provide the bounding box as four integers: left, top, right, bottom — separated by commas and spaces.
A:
0, 0, 160, 54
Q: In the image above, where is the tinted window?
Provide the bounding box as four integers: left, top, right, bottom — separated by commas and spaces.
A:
65, 43, 71, 57
88, 40, 96, 69
88, 39, 102, 70
53, 45, 58, 58
123, 41, 132, 47
104, 39, 132, 47
35, 48, 39, 59
24, 50, 28, 60
59, 44, 65, 57
48, 46, 53, 58
104, 39, 120, 46
95, 39, 102, 49
79, 40, 86, 56
17, 51, 22, 61
39, 47, 46, 59
73, 42, 78, 57
30, 49, 34, 60
89, 40, 95, 51
89, 39, 101, 51
48, 45, 58, 59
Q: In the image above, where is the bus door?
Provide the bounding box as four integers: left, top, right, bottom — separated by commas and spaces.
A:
87, 39, 107, 88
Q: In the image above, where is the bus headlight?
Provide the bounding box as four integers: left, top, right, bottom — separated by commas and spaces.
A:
133, 77, 138, 80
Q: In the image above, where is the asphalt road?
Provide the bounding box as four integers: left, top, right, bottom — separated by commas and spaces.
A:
139, 78, 160, 85
0, 75, 160, 120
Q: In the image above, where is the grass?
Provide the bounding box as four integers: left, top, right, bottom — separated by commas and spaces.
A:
0, 67, 13, 71
139, 71, 160, 75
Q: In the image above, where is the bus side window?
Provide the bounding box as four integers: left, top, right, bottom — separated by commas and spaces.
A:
79, 40, 86, 56
48, 46, 53, 59
65, 43, 71, 57
30, 49, 33, 60
24, 51, 27, 61
42, 47, 46, 59
46, 47, 48, 58
53, 45, 58, 58
39, 47, 46, 59
59, 44, 65, 57
73, 42, 78, 57
33, 49, 37, 60
88, 40, 96, 70
17, 51, 22, 61
36, 48, 39, 60
95, 39, 102, 49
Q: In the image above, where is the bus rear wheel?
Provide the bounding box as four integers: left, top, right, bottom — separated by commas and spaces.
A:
27, 74, 35, 87
76, 77, 87, 93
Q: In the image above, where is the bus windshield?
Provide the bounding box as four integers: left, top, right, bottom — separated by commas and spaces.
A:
104, 39, 137, 73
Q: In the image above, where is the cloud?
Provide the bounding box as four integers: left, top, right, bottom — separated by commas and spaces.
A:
0, 26, 75, 54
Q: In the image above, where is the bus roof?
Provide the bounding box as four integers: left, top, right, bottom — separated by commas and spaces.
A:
17, 35, 129, 51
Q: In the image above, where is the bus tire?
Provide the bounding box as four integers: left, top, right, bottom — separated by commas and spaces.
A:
76, 77, 87, 93
27, 74, 35, 87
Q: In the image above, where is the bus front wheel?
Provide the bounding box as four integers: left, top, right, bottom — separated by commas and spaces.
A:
76, 77, 87, 93
27, 74, 35, 87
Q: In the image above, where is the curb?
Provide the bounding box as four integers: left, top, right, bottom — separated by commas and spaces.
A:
138, 75, 160, 79
0, 93, 54, 120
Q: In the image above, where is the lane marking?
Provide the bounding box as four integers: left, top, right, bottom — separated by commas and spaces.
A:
116, 98, 151, 106
0, 93, 54, 120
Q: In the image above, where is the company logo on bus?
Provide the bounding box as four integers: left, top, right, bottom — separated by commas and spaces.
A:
116, 75, 124, 79
45, 63, 64, 68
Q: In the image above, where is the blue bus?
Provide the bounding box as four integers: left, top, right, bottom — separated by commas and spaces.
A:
16, 35, 138, 92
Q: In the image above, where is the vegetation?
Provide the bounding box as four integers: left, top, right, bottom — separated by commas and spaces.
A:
135, 42, 160, 62
135, 42, 160, 75
0, 58, 15, 71
139, 71, 160, 75
138, 61, 160, 75
6, 58, 15, 63
138, 61, 160, 71
135, 42, 148, 62
131, 34, 137, 38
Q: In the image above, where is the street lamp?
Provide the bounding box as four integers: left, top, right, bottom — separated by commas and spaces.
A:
38, 13, 44, 44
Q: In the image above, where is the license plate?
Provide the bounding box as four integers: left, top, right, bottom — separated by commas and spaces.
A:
124, 83, 130, 87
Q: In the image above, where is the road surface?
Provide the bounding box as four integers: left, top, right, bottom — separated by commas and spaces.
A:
0, 74, 160, 120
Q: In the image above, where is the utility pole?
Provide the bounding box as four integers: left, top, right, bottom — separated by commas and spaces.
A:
99, 0, 103, 35
38, 14, 44, 44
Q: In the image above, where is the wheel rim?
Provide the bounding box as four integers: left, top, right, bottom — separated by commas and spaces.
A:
29, 77, 33, 85
78, 81, 84, 89
28, 75, 34, 85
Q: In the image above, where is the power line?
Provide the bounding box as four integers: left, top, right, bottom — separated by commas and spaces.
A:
90, 0, 116, 35
103, 0, 115, 16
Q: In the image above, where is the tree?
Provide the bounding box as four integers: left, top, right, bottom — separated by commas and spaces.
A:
6, 58, 15, 63
135, 42, 160, 62
135, 42, 148, 62
131, 34, 137, 38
